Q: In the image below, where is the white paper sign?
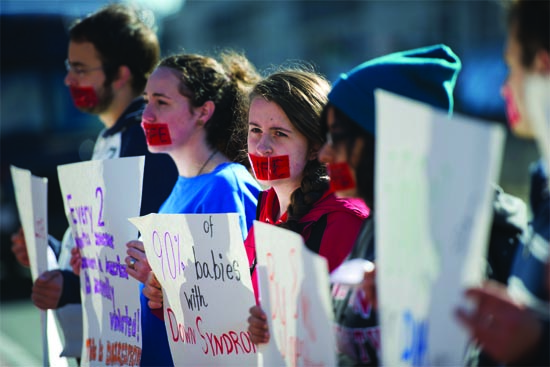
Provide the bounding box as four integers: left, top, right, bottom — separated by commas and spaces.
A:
58, 157, 145, 367
129, 213, 257, 366
254, 220, 337, 367
10, 165, 48, 280
11, 165, 69, 367
374, 90, 505, 366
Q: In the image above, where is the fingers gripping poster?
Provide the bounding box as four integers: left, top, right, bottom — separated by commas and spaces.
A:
129, 213, 257, 366
374, 90, 505, 366
57, 157, 145, 366
254, 221, 337, 367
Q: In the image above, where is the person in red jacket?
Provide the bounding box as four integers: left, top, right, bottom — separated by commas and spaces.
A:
245, 68, 369, 343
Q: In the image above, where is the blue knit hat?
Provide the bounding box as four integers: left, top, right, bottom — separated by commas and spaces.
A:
328, 44, 461, 136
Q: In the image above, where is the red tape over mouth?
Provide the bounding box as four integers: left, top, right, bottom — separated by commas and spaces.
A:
141, 122, 172, 146
248, 153, 291, 181
327, 162, 356, 192
69, 85, 99, 108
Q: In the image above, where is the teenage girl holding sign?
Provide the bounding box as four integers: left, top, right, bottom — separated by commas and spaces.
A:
244, 67, 369, 341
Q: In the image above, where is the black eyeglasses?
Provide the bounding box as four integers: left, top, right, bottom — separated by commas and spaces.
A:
65, 59, 103, 76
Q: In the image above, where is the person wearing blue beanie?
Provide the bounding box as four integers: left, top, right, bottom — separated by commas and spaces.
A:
318, 44, 462, 366
321, 43, 461, 207
328, 43, 461, 137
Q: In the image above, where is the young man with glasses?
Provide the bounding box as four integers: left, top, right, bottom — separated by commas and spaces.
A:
10, 4, 177, 363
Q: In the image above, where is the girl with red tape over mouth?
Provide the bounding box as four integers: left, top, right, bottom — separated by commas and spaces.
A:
136, 51, 262, 367
245, 68, 369, 346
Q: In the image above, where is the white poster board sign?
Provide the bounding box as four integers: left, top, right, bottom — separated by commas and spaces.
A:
11, 165, 68, 367
10, 165, 49, 280
58, 157, 144, 366
129, 213, 257, 366
254, 220, 337, 367
374, 90, 505, 366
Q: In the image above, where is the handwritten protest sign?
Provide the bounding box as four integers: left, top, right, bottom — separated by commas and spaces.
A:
58, 157, 144, 367
254, 220, 337, 367
10, 166, 48, 280
374, 90, 505, 366
11, 165, 68, 367
129, 213, 257, 366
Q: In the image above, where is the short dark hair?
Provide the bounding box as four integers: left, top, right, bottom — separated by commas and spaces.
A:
69, 4, 160, 95
507, 0, 550, 67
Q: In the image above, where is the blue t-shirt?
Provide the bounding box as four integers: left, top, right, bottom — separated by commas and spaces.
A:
140, 162, 260, 367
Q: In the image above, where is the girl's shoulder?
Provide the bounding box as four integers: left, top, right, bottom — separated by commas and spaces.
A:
307, 191, 370, 223
208, 162, 262, 192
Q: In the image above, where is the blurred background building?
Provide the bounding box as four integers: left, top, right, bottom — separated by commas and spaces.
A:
0, 0, 538, 363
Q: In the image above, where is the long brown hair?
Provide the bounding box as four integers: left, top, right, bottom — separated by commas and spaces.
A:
250, 67, 331, 233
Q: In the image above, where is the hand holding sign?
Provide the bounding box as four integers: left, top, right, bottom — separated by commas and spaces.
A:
247, 305, 269, 345
32, 270, 63, 310
143, 271, 163, 309
456, 281, 543, 364
125, 240, 151, 283
11, 227, 30, 267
